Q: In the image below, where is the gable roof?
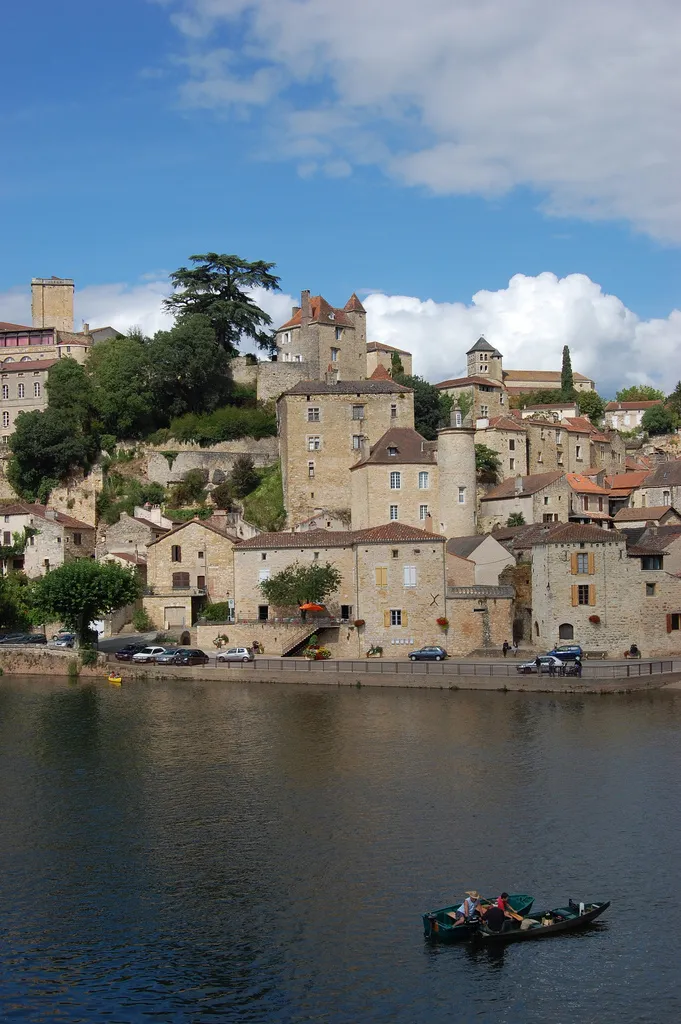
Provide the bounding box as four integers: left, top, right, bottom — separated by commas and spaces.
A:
435, 375, 503, 389
237, 523, 445, 550
0, 321, 33, 331
533, 523, 621, 545
0, 359, 59, 374
146, 516, 240, 547
109, 551, 147, 565
605, 400, 662, 411
446, 535, 489, 558
277, 295, 354, 331
344, 293, 366, 312
641, 461, 681, 488
0, 501, 93, 530
131, 516, 169, 533
481, 471, 564, 501
279, 379, 411, 397
566, 473, 610, 495
613, 505, 678, 523
366, 340, 411, 355
351, 427, 435, 469
606, 471, 650, 492
487, 415, 527, 431
369, 363, 393, 380
503, 370, 593, 383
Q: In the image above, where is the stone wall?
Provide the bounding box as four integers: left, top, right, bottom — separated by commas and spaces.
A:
234, 542, 354, 621
350, 458, 439, 531
257, 361, 313, 403
49, 466, 103, 527
229, 356, 259, 389
444, 591, 514, 655
145, 439, 278, 486
476, 426, 528, 479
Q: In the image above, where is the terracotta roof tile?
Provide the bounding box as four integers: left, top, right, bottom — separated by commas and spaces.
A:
237, 523, 445, 550
533, 523, 620, 545
344, 293, 366, 312
486, 416, 527, 431
613, 505, 677, 522
0, 501, 93, 530
605, 400, 662, 411
481, 471, 564, 501
0, 321, 33, 331
566, 473, 610, 495
277, 295, 354, 331
369, 363, 393, 380
503, 370, 593, 383
147, 517, 240, 547
0, 359, 59, 374
352, 523, 445, 544
606, 472, 650, 491
350, 427, 436, 468
366, 341, 411, 355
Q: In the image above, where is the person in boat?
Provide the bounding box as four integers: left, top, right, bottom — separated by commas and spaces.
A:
482, 903, 507, 932
453, 890, 482, 924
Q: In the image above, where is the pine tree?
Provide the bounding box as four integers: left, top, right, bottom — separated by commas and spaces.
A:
560, 345, 575, 398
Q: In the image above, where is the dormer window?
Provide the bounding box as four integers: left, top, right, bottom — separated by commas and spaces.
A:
387, 446, 398, 456
329, 312, 335, 320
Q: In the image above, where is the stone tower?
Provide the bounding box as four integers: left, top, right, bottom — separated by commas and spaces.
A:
31, 277, 75, 333
437, 412, 477, 538
466, 336, 503, 382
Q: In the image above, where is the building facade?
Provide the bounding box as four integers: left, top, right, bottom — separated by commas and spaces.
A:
366, 341, 412, 377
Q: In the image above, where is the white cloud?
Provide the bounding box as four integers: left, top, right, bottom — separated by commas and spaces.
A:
2, 272, 679, 394
162, 0, 681, 239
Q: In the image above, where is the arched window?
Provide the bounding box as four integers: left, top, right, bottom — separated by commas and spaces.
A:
559, 623, 574, 640
1, 386, 7, 400
34, 382, 41, 397
17, 384, 24, 398
20, 356, 31, 362
2, 412, 9, 428
4, 357, 14, 363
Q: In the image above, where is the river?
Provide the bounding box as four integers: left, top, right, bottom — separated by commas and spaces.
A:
0, 677, 679, 1023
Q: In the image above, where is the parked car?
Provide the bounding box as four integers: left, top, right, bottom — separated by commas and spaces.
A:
0, 633, 28, 644
14, 633, 47, 645
132, 646, 169, 664
409, 646, 448, 662
51, 634, 76, 648
517, 654, 565, 674
217, 647, 255, 663
548, 644, 583, 662
154, 648, 182, 665
115, 644, 148, 661
172, 649, 210, 666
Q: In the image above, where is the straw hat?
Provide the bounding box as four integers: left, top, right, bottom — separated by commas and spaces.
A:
465, 890, 481, 899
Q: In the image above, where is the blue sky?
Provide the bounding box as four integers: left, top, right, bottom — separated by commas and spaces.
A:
2, 1, 680, 393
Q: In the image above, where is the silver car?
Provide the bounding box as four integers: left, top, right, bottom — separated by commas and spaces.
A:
153, 648, 182, 665
217, 646, 255, 663
517, 654, 565, 674
132, 646, 169, 664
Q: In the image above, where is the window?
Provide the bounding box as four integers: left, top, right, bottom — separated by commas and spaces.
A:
3, 516, 8, 523
641, 556, 663, 570
335, 327, 342, 341
577, 585, 591, 605
403, 565, 417, 587
281, 332, 290, 345
2, 531, 9, 545
308, 436, 321, 450
455, 410, 463, 427
389, 505, 399, 520
576, 444, 582, 460
34, 382, 41, 397
419, 504, 429, 520
576, 553, 589, 574
391, 403, 397, 419
390, 471, 401, 489
509, 439, 515, 451
558, 453, 564, 465
663, 490, 670, 504
73, 532, 82, 546
330, 348, 339, 362
198, 551, 204, 559
480, 405, 489, 417
313, 551, 319, 560
458, 487, 465, 504
375, 567, 388, 587
582, 496, 589, 511
197, 575, 206, 590
543, 496, 549, 505
1, 386, 7, 400
341, 605, 352, 620
2, 413, 8, 428
258, 568, 271, 582
509, 458, 515, 471
559, 623, 574, 640
537, 452, 543, 463
391, 549, 399, 559
66, 346, 71, 353
646, 583, 656, 597
308, 407, 320, 422
668, 613, 681, 631
172, 572, 190, 589
258, 605, 269, 621
418, 472, 429, 489
352, 435, 364, 449
387, 446, 398, 456
352, 404, 365, 420
390, 609, 402, 626
540, 428, 545, 440
555, 430, 562, 444
543, 513, 558, 522
598, 497, 604, 512
171, 545, 182, 562
294, 354, 301, 362
17, 384, 24, 398
308, 462, 315, 478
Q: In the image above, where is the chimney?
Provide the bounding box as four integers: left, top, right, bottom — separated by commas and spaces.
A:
82, 322, 90, 334
325, 368, 339, 385
291, 305, 301, 318
424, 513, 434, 533
301, 290, 311, 328
45, 508, 57, 521
514, 475, 524, 496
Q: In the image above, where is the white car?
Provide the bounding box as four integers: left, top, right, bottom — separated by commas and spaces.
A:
217, 647, 255, 663
517, 654, 565, 674
132, 646, 168, 664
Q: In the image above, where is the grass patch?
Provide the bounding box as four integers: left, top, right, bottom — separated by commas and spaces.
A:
241, 463, 286, 531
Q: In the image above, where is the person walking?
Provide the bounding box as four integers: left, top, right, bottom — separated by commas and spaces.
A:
502, 641, 510, 658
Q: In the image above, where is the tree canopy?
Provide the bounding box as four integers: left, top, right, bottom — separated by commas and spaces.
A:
475, 443, 501, 483
87, 334, 156, 439
576, 390, 606, 423
393, 373, 452, 439
148, 315, 233, 420
30, 559, 142, 644
46, 358, 97, 433
560, 345, 574, 397
259, 561, 342, 609
667, 381, 681, 419
615, 385, 665, 402
641, 404, 676, 436
7, 408, 99, 501
163, 253, 280, 355
229, 455, 260, 498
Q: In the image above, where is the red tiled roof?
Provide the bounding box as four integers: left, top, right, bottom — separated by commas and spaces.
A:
435, 375, 503, 389
566, 473, 610, 495
146, 517, 240, 547
605, 400, 662, 411
0, 501, 93, 530
352, 523, 445, 543
366, 340, 411, 355
503, 370, 593, 383
277, 295, 354, 331
350, 427, 436, 468
487, 416, 527, 431
237, 523, 445, 550
533, 523, 621, 545
481, 471, 564, 501
344, 293, 366, 313
563, 416, 597, 434
613, 505, 677, 522
0, 359, 59, 374
0, 321, 32, 331
606, 471, 649, 491
280, 379, 411, 396
369, 363, 393, 380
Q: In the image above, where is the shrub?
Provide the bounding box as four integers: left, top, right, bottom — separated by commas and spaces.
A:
80, 648, 99, 667
202, 602, 233, 623
211, 481, 234, 510
230, 455, 259, 498
132, 609, 155, 632
241, 463, 286, 531
167, 468, 208, 508
167, 404, 277, 445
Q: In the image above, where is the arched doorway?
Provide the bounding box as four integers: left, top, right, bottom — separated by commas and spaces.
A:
559, 623, 574, 640
180, 630, 190, 646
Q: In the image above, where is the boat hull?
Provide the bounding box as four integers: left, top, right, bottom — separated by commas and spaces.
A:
476, 901, 610, 943
423, 894, 534, 943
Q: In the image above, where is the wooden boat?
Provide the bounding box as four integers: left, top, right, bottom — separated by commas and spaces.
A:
423, 893, 534, 942
476, 900, 610, 943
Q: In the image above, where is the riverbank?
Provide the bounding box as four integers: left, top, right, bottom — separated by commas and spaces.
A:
1, 647, 679, 693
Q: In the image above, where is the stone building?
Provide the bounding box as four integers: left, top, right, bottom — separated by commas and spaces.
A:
479, 471, 569, 531
639, 461, 681, 509
613, 506, 681, 529
502, 369, 595, 395
350, 427, 439, 531
435, 373, 506, 421
144, 517, 239, 631
96, 510, 169, 560
436, 422, 477, 537
277, 377, 415, 525
519, 401, 579, 421
0, 502, 95, 576
475, 416, 528, 480
366, 341, 412, 377
604, 400, 662, 431
0, 277, 94, 367
0, 359, 54, 439
446, 534, 516, 585
531, 523, 681, 656
292, 510, 351, 532
566, 473, 612, 527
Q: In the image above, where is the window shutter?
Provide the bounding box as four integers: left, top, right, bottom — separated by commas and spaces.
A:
570, 553, 578, 574
384, 609, 391, 628
402, 610, 408, 627
571, 585, 578, 607
589, 585, 596, 606
587, 552, 595, 574
376, 567, 385, 587
667, 614, 673, 633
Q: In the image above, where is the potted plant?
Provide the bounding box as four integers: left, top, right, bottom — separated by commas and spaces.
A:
353, 619, 365, 628
314, 647, 331, 660
588, 614, 600, 624
366, 644, 383, 658
436, 616, 449, 632
213, 633, 230, 648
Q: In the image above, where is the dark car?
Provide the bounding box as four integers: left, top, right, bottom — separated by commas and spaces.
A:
548, 644, 583, 662
409, 646, 448, 662
16, 633, 47, 645
115, 643, 148, 662
172, 649, 210, 666
0, 633, 28, 644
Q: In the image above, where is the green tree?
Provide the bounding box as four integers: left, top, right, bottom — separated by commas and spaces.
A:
560, 346, 575, 398
393, 374, 452, 439
148, 315, 233, 420
167, 469, 208, 508
211, 481, 234, 510
0, 571, 33, 631
454, 389, 474, 423
641, 404, 676, 436
475, 443, 501, 483
667, 381, 681, 419
576, 390, 606, 423
615, 385, 665, 402
390, 350, 404, 376
506, 512, 526, 527
259, 561, 342, 609
8, 408, 99, 501
88, 334, 156, 438
30, 559, 142, 645
46, 358, 97, 432
229, 455, 260, 498
163, 253, 281, 355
